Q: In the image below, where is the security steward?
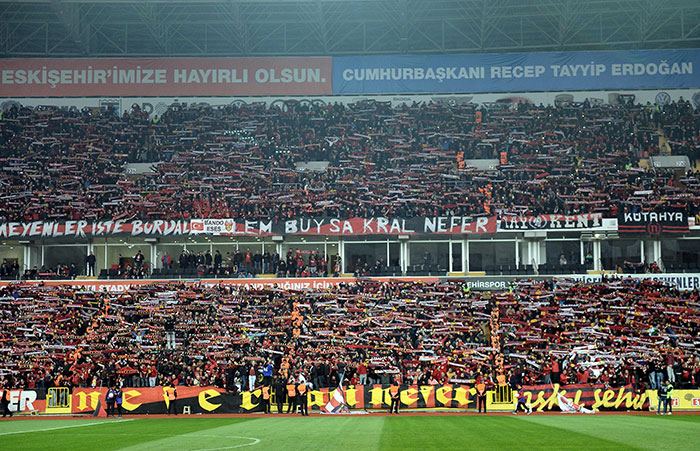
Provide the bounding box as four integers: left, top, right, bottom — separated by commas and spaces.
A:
274, 376, 286, 414
476, 381, 487, 413
165, 383, 178, 415
297, 381, 309, 416
1, 388, 12, 418
286, 377, 297, 413
262, 385, 271, 414
389, 381, 400, 414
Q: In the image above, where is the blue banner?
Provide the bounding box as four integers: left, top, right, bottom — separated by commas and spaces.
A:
332, 49, 700, 95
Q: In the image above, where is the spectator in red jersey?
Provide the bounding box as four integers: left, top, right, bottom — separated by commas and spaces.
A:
357, 362, 368, 385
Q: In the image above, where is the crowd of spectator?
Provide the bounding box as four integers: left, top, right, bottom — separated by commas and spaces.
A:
621, 260, 661, 274
503, 278, 698, 391
0, 259, 20, 280
0, 278, 697, 393
156, 248, 339, 279
1, 98, 699, 224
20, 263, 79, 281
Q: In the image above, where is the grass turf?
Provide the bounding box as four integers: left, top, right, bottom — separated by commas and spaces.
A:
1, 414, 698, 450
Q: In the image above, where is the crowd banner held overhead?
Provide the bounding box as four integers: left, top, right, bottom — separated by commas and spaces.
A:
0, 57, 332, 97
191, 216, 498, 236
332, 49, 700, 95
0, 216, 498, 239
617, 210, 689, 235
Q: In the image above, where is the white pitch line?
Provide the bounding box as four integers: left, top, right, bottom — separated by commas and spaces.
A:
193, 437, 261, 451
0, 419, 135, 436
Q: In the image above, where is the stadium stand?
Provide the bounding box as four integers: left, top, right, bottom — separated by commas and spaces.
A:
0, 278, 697, 392
1, 100, 699, 224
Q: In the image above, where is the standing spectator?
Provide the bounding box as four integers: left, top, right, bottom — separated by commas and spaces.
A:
254, 252, 262, 274
666, 352, 676, 385
225, 252, 233, 273
179, 250, 188, 270
559, 254, 568, 267
357, 362, 367, 385
205, 250, 213, 271
213, 250, 222, 274
86, 252, 96, 276
115, 386, 124, 418
423, 251, 432, 269
248, 364, 257, 393
262, 360, 273, 386
263, 251, 271, 274
333, 257, 342, 277
271, 252, 280, 275
134, 250, 145, 269
648, 360, 658, 390
244, 249, 252, 274
657, 379, 671, 415
105, 386, 116, 418
161, 253, 172, 270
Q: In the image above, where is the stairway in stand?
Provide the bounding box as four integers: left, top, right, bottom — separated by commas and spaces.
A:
657, 128, 672, 156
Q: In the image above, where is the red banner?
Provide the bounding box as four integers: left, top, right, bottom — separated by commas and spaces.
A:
0, 216, 498, 239
0, 57, 332, 97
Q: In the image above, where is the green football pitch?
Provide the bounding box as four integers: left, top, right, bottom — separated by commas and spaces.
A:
1, 414, 698, 450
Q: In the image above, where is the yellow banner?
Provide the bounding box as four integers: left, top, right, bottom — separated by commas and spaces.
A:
647, 389, 700, 411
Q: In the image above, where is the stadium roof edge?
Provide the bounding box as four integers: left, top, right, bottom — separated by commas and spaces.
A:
0, 0, 354, 3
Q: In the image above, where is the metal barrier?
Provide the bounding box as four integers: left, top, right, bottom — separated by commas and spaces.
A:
492, 384, 513, 404
46, 387, 72, 414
